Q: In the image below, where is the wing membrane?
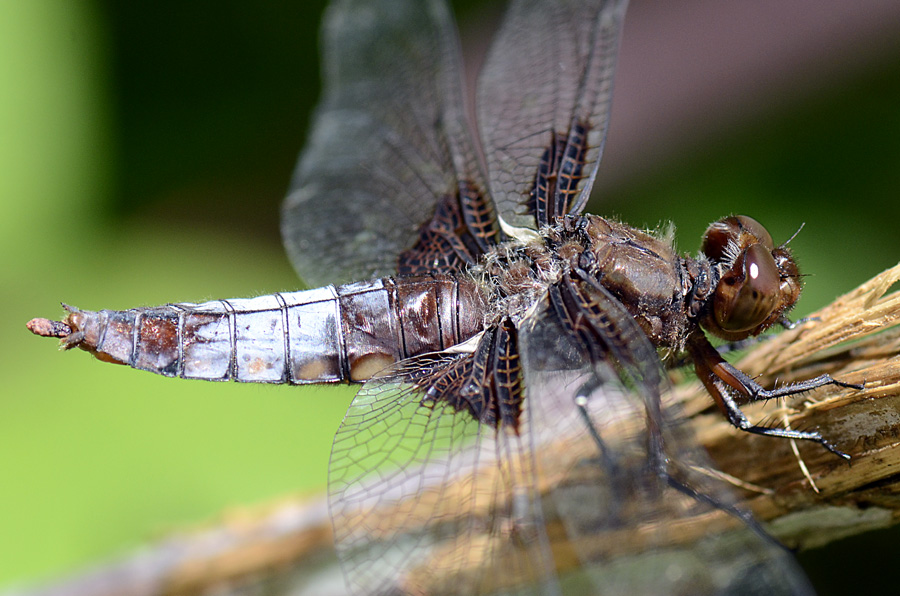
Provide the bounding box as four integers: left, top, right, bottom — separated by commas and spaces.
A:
478, 0, 627, 231
517, 287, 815, 594
329, 289, 814, 594
284, 0, 629, 282
282, 0, 486, 287
328, 353, 559, 596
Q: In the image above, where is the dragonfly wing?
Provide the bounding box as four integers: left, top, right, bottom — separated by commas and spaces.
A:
516, 283, 816, 595
328, 351, 560, 596
478, 0, 628, 231
282, 0, 490, 287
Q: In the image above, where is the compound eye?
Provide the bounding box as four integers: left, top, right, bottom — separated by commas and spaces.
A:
733, 215, 774, 249
714, 243, 780, 333
702, 215, 774, 261
701, 219, 738, 261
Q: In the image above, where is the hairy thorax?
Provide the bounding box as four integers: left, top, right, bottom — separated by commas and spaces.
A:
470, 215, 699, 351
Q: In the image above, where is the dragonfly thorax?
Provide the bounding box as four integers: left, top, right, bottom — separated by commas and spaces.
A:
476, 213, 804, 354
473, 214, 699, 351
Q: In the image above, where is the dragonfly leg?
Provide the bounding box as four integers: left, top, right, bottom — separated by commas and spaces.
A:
573, 376, 631, 522
778, 314, 819, 329
712, 380, 851, 460
687, 331, 861, 459
574, 377, 621, 479
667, 336, 765, 370
577, 371, 786, 549
663, 464, 789, 552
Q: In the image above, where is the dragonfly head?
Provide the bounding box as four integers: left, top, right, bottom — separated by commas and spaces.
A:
699, 215, 802, 341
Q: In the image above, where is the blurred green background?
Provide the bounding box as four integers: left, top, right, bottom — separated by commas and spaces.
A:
1, 0, 899, 593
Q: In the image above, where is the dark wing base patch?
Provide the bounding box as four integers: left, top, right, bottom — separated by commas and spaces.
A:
398, 181, 501, 276
404, 320, 523, 431
529, 120, 591, 227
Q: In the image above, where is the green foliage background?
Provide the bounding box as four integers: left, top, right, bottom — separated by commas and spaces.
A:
1, 0, 898, 593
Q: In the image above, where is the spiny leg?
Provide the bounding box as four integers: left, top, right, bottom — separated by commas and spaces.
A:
574, 376, 622, 481
688, 331, 862, 459
575, 369, 790, 550
572, 376, 632, 524
663, 464, 791, 552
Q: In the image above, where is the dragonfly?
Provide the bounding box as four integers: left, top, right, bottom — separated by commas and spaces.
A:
28, 0, 862, 594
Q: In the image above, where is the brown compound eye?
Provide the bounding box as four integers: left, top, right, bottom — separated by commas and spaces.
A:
713, 243, 780, 333
734, 215, 774, 249
702, 215, 774, 262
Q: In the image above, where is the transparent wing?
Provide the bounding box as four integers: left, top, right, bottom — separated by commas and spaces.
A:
328, 286, 815, 594
518, 290, 816, 595
328, 352, 560, 596
282, 0, 485, 287
478, 0, 627, 231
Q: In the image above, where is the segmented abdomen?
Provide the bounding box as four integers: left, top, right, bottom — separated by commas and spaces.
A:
65, 275, 486, 384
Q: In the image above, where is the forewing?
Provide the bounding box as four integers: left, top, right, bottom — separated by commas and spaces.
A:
517, 288, 816, 594
328, 352, 559, 596
282, 0, 486, 287
478, 0, 627, 231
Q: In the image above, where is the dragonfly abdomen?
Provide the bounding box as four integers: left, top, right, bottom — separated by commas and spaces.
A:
33, 275, 486, 385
